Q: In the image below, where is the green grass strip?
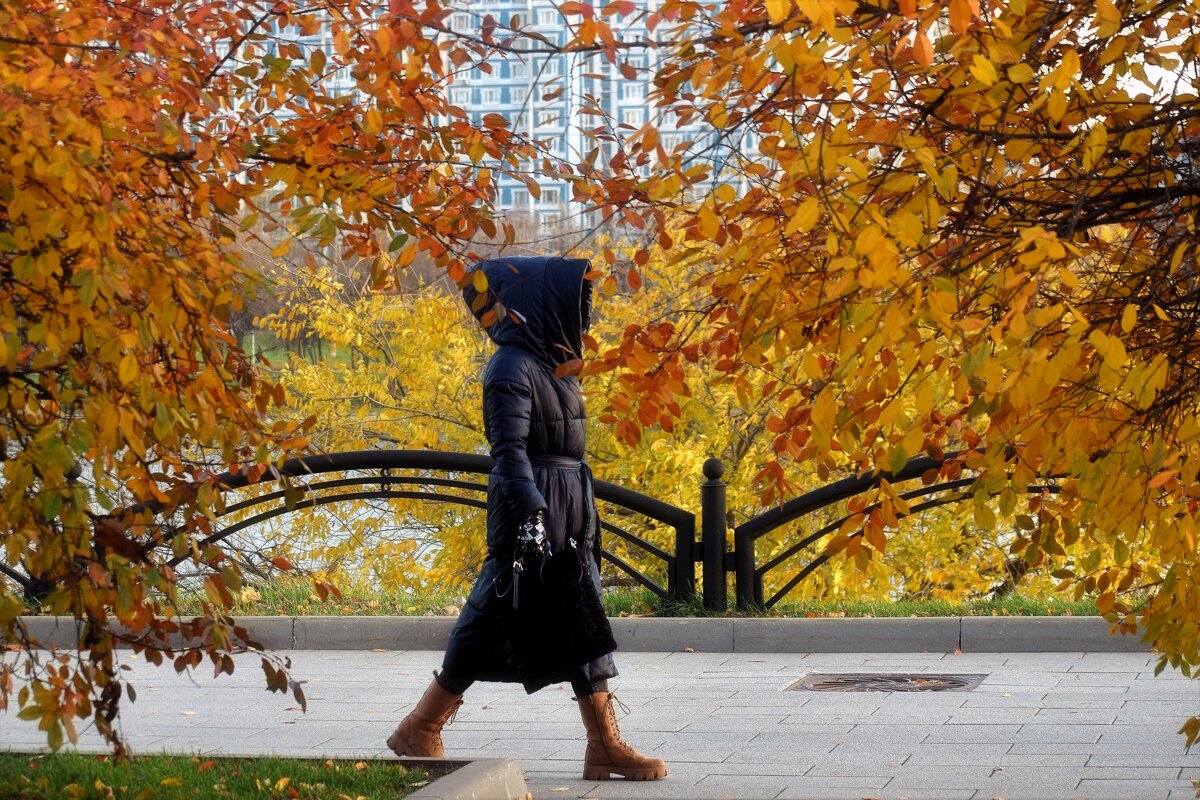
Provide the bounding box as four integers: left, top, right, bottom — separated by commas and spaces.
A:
0, 753, 427, 800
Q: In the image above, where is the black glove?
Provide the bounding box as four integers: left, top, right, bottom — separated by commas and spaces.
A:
513, 510, 549, 609
517, 510, 548, 554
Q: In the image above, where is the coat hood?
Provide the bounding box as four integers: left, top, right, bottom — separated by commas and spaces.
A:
463, 256, 594, 368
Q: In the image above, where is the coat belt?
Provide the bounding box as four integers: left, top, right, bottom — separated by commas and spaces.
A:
528, 454, 585, 469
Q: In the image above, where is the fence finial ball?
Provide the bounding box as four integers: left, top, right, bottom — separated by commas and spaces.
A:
703, 458, 725, 481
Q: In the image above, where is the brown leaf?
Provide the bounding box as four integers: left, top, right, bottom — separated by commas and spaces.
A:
554, 359, 584, 379
913, 28, 933, 66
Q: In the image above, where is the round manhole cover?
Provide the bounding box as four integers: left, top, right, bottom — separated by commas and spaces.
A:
787, 673, 986, 692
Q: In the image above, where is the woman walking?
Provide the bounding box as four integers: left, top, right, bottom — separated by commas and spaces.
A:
387, 256, 667, 782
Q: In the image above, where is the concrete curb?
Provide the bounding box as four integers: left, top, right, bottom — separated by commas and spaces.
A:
295, 616, 453, 650
405, 758, 529, 800
12, 615, 1151, 653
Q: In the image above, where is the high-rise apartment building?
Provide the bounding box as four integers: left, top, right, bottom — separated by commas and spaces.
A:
291, 3, 736, 226
445, 0, 712, 225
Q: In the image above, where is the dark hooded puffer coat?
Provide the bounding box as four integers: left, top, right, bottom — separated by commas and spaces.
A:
441, 256, 617, 694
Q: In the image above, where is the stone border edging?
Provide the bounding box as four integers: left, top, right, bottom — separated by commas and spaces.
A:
403, 757, 529, 800
13, 615, 1150, 653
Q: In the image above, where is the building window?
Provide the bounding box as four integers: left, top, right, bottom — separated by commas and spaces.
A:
541, 57, 561, 76
450, 13, 470, 31
536, 110, 559, 128
450, 88, 470, 106
510, 188, 529, 208
621, 108, 644, 126
510, 59, 529, 79
622, 83, 643, 101
541, 186, 561, 204
481, 87, 501, 105
537, 8, 559, 26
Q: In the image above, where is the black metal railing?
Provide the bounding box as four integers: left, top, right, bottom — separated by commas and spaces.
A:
199, 450, 697, 602
3, 448, 1056, 612
715, 453, 1061, 610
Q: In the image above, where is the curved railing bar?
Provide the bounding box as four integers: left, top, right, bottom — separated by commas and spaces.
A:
208, 450, 693, 531
762, 494, 971, 608
169, 490, 489, 568
220, 474, 675, 569
599, 548, 671, 600
756, 479, 978, 576
0, 563, 30, 590
213, 450, 495, 491
177, 485, 679, 598
599, 520, 674, 565
735, 454, 957, 542
735, 446, 1034, 543
220, 475, 489, 517
760, 483, 1064, 608
591, 481, 693, 530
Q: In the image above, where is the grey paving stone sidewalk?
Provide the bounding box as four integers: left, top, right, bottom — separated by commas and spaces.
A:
2, 650, 1198, 799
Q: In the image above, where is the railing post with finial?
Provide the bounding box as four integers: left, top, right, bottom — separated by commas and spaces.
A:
701, 458, 728, 611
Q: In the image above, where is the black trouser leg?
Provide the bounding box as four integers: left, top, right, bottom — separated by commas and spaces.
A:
435, 669, 474, 696
439, 668, 607, 698
571, 674, 609, 698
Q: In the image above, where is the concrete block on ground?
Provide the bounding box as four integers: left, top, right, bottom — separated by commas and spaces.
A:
960, 617, 1150, 652
394, 758, 529, 800
293, 616, 454, 651
12, 616, 82, 650
234, 617, 295, 650
732, 617, 960, 653
610, 617, 734, 652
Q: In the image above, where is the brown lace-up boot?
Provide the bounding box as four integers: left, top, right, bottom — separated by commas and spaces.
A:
576, 692, 668, 781
387, 676, 463, 758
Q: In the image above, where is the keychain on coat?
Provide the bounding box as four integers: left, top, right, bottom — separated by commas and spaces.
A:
512, 558, 523, 609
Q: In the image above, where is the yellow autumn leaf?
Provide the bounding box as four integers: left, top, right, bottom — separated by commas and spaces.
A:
786, 197, 820, 234
1120, 304, 1137, 334
1007, 63, 1035, 83
117, 352, 139, 385
364, 107, 384, 135
969, 55, 997, 86
765, 0, 791, 25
